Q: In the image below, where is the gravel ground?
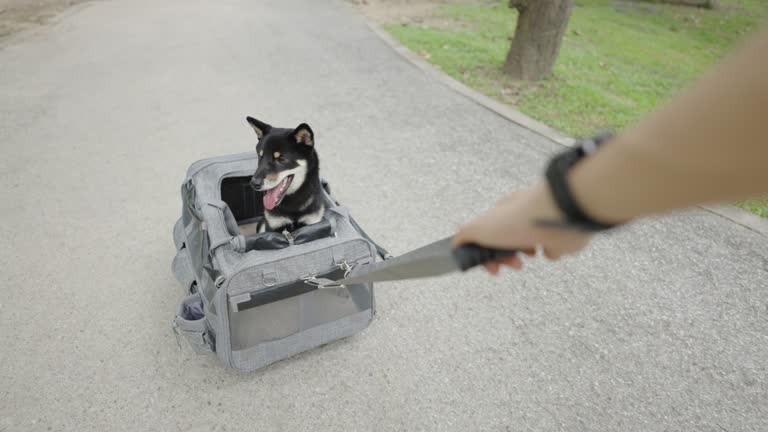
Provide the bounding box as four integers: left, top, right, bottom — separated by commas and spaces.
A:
0, 0, 90, 43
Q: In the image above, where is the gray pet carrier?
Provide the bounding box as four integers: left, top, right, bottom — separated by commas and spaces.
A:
171, 152, 388, 371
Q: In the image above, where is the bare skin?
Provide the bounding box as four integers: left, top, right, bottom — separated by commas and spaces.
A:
454, 29, 768, 274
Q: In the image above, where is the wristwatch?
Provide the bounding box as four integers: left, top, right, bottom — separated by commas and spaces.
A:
545, 132, 618, 232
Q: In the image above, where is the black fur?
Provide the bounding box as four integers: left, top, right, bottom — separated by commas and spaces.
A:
246, 116, 325, 232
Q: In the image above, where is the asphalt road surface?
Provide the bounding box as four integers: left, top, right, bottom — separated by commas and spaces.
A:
1, 1, 766, 431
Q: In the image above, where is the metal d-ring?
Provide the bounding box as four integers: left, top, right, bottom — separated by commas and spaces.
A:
337, 260, 352, 277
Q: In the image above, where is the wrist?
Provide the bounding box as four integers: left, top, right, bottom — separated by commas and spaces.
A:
566, 138, 636, 226
545, 134, 621, 231
567, 160, 629, 226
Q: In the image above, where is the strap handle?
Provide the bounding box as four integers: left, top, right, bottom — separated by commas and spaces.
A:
452, 244, 518, 271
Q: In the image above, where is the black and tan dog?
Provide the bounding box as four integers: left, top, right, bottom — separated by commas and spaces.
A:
246, 116, 325, 233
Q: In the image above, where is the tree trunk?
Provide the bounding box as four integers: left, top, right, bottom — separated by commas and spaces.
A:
503, 0, 573, 81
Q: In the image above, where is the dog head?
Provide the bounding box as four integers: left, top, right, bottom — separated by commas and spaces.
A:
246, 116, 318, 210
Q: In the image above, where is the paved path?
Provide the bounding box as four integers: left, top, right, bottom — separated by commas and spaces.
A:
1, 1, 766, 431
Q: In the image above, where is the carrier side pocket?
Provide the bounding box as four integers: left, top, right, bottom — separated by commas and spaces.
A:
173, 217, 186, 251
173, 294, 214, 354
172, 245, 197, 294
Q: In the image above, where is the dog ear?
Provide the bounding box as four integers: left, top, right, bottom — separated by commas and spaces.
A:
246, 116, 272, 139
293, 123, 314, 147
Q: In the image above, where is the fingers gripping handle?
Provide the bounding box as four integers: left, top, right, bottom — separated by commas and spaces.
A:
452, 244, 519, 271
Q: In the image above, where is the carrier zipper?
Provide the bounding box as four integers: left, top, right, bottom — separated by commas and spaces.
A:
227, 237, 369, 281
230, 264, 352, 312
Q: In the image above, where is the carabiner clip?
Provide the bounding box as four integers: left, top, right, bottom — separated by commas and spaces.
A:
302, 275, 345, 289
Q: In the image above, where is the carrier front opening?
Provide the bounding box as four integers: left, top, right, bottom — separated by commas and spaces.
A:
221, 176, 264, 224
220, 173, 334, 245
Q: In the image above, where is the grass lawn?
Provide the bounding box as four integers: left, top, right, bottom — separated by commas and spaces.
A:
384, 0, 768, 217
737, 198, 768, 219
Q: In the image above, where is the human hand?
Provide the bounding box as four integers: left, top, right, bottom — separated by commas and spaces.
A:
453, 183, 593, 274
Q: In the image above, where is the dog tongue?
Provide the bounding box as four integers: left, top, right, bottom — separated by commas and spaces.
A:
263, 177, 288, 210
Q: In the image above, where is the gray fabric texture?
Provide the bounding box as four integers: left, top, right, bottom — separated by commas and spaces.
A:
230, 309, 373, 372
172, 153, 377, 371
171, 247, 197, 294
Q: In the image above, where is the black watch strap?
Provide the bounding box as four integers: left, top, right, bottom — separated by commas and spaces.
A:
545, 133, 617, 232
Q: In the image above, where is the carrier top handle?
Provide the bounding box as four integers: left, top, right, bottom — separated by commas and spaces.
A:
452, 244, 518, 271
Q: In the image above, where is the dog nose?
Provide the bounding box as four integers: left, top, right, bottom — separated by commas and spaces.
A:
250, 178, 263, 190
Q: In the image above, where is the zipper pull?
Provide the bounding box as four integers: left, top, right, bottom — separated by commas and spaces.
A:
284, 230, 295, 246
